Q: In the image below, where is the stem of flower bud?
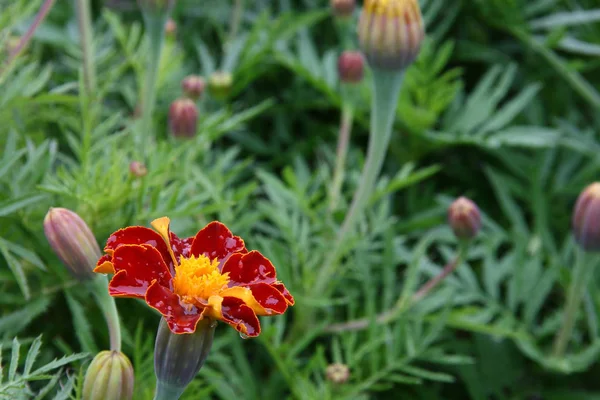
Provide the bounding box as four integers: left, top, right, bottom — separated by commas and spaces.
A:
89, 275, 122, 352
329, 104, 354, 211
315, 69, 404, 294
75, 0, 97, 97
552, 248, 596, 357
139, 11, 168, 154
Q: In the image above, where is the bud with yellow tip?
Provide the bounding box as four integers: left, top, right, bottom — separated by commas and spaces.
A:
358, 0, 425, 71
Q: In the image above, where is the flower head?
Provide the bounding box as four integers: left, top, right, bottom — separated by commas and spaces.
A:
448, 197, 481, 240
95, 217, 294, 336
169, 98, 198, 138
573, 182, 600, 252
331, 0, 356, 18
181, 75, 206, 100
129, 161, 148, 177
358, 0, 425, 71
338, 51, 365, 84
208, 71, 233, 100
326, 363, 350, 384
44, 208, 101, 281
83, 351, 134, 400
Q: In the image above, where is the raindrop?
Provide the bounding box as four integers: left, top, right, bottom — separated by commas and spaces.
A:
210, 321, 218, 328
239, 333, 249, 340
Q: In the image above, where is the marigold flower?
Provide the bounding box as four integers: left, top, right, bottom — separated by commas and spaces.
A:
208, 71, 233, 100
331, 0, 355, 18
95, 217, 294, 336
181, 75, 206, 100
169, 98, 198, 138
358, 0, 425, 71
326, 363, 350, 384
338, 51, 365, 84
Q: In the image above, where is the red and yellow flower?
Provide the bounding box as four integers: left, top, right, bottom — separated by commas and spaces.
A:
94, 217, 294, 336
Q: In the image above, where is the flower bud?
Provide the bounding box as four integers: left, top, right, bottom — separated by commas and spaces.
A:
129, 161, 148, 177
154, 318, 215, 399
326, 363, 350, 384
331, 0, 355, 18
137, 0, 175, 14
358, 0, 425, 71
181, 75, 206, 100
572, 182, 600, 252
208, 71, 233, 100
165, 18, 177, 37
44, 208, 100, 281
169, 98, 198, 138
338, 51, 364, 84
82, 351, 134, 400
448, 197, 481, 240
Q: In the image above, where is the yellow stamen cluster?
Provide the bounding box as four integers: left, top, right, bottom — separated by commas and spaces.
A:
173, 255, 229, 304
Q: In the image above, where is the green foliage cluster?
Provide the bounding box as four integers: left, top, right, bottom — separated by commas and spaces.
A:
2, 0, 600, 399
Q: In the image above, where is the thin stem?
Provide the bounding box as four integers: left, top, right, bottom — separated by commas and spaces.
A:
412, 242, 468, 303
139, 12, 168, 153
324, 247, 467, 334
313, 70, 404, 295
89, 275, 122, 352
0, 0, 56, 81
552, 249, 596, 357
329, 104, 354, 210
75, 0, 97, 96
227, 0, 245, 45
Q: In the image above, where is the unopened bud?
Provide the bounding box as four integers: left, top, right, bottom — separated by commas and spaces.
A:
572, 182, 600, 252
338, 51, 364, 84
83, 351, 134, 400
208, 71, 233, 100
169, 98, 198, 138
326, 363, 350, 384
44, 208, 100, 281
137, 0, 175, 14
154, 318, 215, 398
165, 18, 177, 37
331, 0, 355, 18
358, 0, 425, 71
181, 75, 206, 100
129, 161, 148, 177
448, 197, 481, 240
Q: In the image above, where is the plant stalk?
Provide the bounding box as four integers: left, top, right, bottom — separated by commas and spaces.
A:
325, 246, 467, 334
0, 0, 56, 82
139, 11, 168, 151
75, 0, 97, 96
314, 69, 404, 294
153, 382, 186, 400
88, 275, 122, 352
227, 0, 245, 45
552, 249, 596, 357
329, 104, 354, 210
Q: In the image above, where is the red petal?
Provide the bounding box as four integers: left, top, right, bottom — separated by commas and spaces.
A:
222, 251, 276, 286
105, 226, 174, 270
272, 282, 295, 306
146, 281, 203, 334
248, 283, 288, 315
190, 222, 247, 262
170, 232, 194, 260
221, 297, 260, 337
108, 244, 172, 298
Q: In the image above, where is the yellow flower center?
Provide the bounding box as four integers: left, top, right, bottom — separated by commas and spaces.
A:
173, 255, 229, 305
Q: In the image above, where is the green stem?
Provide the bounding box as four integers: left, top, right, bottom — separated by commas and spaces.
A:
0, 0, 56, 83
324, 244, 468, 334
552, 249, 596, 357
314, 69, 404, 295
412, 241, 469, 303
329, 104, 354, 211
153, 382, 185, 400
139, 12, 168, 153
88, 275, 122, 352
75, 0, 96, 96
227, 0, 245, 45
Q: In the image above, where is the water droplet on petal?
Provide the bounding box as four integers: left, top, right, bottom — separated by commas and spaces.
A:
239, 333, 249, 340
